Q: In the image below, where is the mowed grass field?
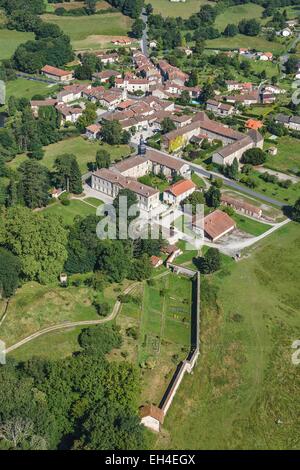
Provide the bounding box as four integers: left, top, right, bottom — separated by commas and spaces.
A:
0, 29, 34, 61
232, 213, 271, 236
156, 221, 300, 450
43, 199, 98, 225
214, 3, 265, 31
246, 59, 280, 78
8, 136, 131, 174
5, 77, 58, 100
264, 136, 300, 175
150, 0, 213, 18
41, 12, 133, 50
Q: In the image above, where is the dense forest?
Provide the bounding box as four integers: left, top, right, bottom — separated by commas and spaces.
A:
0, 324, 145, 450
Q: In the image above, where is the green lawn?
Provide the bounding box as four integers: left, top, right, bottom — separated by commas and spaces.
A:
150, 0, 212, 18
246, 104, 275, 117
278, 5, 300, 20
5, 77, 58, 100
215, 3, 265, 32
0, 28, 34, 61
83, 197, 104, 207
43, 199, 97, 225
264, 136, 300, 176
41, 12, 133, 50
248, 59, 280, 79
173, 249, 198, 266
206, 34, 286, 54
138, 173, 169, 192
242, 172, 300, 206
191, 172, 206, 189
8, 137, 131, 174
232, 213, 271, 236
156, 221, 300, 450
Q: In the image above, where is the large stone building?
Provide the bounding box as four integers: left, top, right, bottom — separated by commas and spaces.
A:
162, 112, 244, 153
91, 168, 160, 211
91, 140, 191, 211
212, 129, 264, 166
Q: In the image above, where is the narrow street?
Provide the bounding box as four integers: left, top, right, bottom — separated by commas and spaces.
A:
140, 8, 149, 57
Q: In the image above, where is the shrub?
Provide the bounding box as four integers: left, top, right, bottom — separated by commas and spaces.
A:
93, 298, 110, 317
126, 327, 138, 340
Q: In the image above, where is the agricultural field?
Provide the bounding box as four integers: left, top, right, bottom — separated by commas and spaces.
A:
264, 136, 300, 175
150, 0, 212, 18
5, 77, 58, 100
206, 34, 286, 54
115, 274, 193, 405
46, 1, 110, 12
8, 136, 131, 174
156, 221, 300, 450
0, 29, 34, 61
214, 3, 265, 32
41, 12, 133, 50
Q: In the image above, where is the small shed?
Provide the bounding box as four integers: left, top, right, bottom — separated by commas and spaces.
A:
60, 273, 68, 285
140, 404, 165, 432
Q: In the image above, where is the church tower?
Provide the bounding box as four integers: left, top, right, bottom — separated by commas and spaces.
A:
138, 134, 146, 156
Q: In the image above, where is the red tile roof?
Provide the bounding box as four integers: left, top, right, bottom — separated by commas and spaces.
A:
167, 179, 196, 197
221, 195, 262, 215
245, 119, 263, 130
41, 65, 72, 77
140, 404, 164, 423
150, 255, 163, 267
86, 124, 102, 133
203, 210, 236, 240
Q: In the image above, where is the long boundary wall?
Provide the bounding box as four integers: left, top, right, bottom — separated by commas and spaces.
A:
158, 271, 200, 418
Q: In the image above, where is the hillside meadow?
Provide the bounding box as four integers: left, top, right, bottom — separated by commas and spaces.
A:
156, 222, 300, 450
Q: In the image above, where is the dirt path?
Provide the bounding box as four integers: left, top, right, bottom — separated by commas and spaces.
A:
4, 283, 137, 355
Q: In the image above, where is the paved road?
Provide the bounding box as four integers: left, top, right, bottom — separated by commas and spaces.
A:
140, 9, 148, 57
